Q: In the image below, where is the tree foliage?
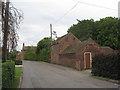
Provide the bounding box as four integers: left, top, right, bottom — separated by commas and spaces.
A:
24, 47, 37, 60
36, 37, 52, 62
68, 17, 120, 50
7, 50, 18, 60
68, 19, 95, 41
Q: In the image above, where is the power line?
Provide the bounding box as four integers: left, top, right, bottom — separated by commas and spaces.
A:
54, 0, 117, 25
39, 0, 118, 39
77, 1, 117, 11
55, 1, 80, 23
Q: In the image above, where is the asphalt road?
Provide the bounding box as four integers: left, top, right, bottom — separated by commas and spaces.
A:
21, 60, 118, 88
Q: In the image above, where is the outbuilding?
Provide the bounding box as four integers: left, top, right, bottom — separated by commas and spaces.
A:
51, 33, 115, 70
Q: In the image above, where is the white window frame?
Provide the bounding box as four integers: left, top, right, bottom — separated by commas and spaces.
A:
84, 52, 92, 69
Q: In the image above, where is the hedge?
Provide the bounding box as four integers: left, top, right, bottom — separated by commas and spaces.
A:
14, 60, 22, 65
2, 61, 15, 88
92, 53, 120, 80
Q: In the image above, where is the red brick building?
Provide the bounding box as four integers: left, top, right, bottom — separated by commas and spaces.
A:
16, 43, 37, 60
51, 33, 115, 70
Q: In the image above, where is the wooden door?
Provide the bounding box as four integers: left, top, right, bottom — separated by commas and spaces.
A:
84, 52, 91, 69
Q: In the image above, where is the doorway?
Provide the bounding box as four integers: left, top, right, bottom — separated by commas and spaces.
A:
84, 52, 92, 69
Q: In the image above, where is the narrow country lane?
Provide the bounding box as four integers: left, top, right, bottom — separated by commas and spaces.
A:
21, 61, 118, 88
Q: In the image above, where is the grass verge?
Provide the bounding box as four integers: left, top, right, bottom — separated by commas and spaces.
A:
91, 75, 119, 84
12, 67, 22, 88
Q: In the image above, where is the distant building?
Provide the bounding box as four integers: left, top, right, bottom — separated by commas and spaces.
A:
118, 1, 120, 18
16, 43, 37, 60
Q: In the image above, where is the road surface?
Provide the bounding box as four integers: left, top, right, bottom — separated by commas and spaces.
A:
21, 60, 118, 88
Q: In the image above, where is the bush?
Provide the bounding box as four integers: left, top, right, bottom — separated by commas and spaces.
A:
36, 48, 51, 63
92, 53, 120, 80
36, 37, 51, 63
2, 61, 15, 88
24, 47, 37, 61
8, 50, 18, 61
14, 60, 22, 65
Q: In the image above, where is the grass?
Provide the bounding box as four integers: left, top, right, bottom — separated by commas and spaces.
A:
12, 67, 22, 88
91, 75, 119, 83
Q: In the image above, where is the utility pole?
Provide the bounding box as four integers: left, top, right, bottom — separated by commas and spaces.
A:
2, 1, 9, 62
118, 1, 120, 19
50, 24, 52, 41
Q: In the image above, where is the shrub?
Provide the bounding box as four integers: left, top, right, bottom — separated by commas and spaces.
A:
24, 47, 37, 61
92, 53, 120, 80
36, 37, 51, 63
2, 61, 15, 88
36, 48, 51, 63
8, 50, 19, 61
14, 60, 22, 65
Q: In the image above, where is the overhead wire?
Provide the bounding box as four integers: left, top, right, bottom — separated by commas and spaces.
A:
54, 0, 117, 25
39, 0, 118, 39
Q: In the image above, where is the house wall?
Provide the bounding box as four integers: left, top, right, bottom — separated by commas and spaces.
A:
77, 44, 115, 70
58, 33, 81, 53
51, 43, 60, 64
70, 42, 101, 70
51, 33, 81, 64
59, 53, 76, 69
51, 33, 117, 70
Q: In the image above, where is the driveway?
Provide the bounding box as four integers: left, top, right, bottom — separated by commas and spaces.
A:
21, 60, 118, 88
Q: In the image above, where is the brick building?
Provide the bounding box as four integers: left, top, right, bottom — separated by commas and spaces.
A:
51, 33, 115, 70
16, 43, 37, 60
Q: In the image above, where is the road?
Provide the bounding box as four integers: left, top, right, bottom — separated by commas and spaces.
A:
21, 61, 118, 88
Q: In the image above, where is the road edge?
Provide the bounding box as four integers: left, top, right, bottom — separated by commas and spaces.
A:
91, 75, 119, 84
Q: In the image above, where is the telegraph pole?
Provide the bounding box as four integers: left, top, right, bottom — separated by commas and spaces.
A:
2, 1, 9, 62
50, 24, 52, 41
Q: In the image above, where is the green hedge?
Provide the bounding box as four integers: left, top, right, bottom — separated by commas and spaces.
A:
92, 53, 120, 80
14, 60, 22, 65
24, 52, 37, 61
36, 48, 51, 63
2, 61, 15, 88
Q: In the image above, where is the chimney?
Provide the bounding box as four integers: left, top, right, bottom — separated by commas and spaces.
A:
22, 43, 25, 51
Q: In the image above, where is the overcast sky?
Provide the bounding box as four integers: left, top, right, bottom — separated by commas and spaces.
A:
11, 0, 119, 51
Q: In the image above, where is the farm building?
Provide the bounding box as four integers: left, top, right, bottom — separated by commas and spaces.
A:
51, 33, 115, 70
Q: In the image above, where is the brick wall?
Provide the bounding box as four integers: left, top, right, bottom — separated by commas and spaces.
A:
51, 34, 117, 70
51, 33, 81, 64
58, 33, 81, 53
59, 53, 76, 69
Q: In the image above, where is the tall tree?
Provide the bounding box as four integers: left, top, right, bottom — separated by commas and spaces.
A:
2, 0, 23, 62
68, 19, 95, 41
68, 17, 120, 50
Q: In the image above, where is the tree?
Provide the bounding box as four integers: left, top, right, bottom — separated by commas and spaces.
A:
91, 17, 119, 50
68, 17, 120, 50
36, 37, 52, 62
68, 19, 95, 41
24, 47, 37, 60
2, 1, 23, 62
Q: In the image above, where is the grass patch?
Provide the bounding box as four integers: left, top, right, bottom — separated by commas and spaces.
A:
12, 67, 22, 88
91, 75, 119, 83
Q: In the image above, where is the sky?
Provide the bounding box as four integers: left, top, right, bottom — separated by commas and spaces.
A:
10, 0, 119, 51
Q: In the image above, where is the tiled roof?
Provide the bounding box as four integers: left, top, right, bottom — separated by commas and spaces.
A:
61, 38, 99, 54
101, 47, 113, 52
83, 38, 99, 46
52, 32, 78, 45
62, 42, 87, 54
22, 46, 37, 51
